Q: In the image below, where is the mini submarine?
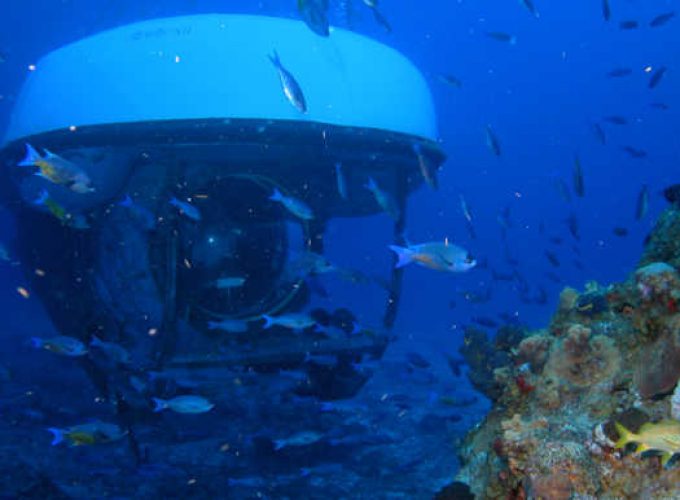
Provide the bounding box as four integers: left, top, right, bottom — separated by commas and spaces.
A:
0, 14, 444, 398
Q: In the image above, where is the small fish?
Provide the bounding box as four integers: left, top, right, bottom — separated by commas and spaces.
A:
602, 0, 611, 21
297, 0, 330, 37
48, 421, 125, 446
214, 276, 246, 289
460, 288, 492, 304
566, 213, 580, 240
406, 352, 431, 369
603, 116, 628, 125
460, 195, 473, 224
335, 162, 348, 200
520, 0, 539, 18
274, 430, 324, 450
573, 155, 585, 197
169, 197, 201, 221
207, 318, 249, 333
607, 68, 632, 78
437, 74, 462, 89
261, 312, 316, 331
497, 205, 513, 229
649, 11, 675, 28
472, 316, 499, 328
619, 20, 639, 30
289, 251, 335, 278
613, 227, 629, 237
362, 1, 391, 32
445, 356, 465, 377
614, 420, 680, 466
544, 250, 560, 267
33, 190, 90, 230
622, 146, 647, 159
491, 269, 514, 281
648, 66, 667, 89
19, 144, 94, 193
152, 395, 214, 414
365, 177, 400, 220
592, 123, 606, 145
650, 102, 669, 111
118, 195, 156, 230
635, 184, 649, 220
90, 336, 130, 364
413, 143, 438, 190
486, 32, 517, 44
269, 188, 314, 220
269, 51, 307, 113
485, 125, 502, 156
388, 241, 476, 273
662, 184, 680, 206
31, 336, 87, 357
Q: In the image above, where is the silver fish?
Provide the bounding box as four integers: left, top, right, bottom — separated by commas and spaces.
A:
269, 51, 307, 113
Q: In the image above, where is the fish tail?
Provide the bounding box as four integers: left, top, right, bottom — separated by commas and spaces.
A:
269, 188, 283, 202
207, 321, 218, 330
350, 321, 361, 335
364, 177, 376, 191
268, 50, 280, 67
89, 335, 102, 347
18, 143, 42, 167
118, 194, 133, 207
273, 439, 286, 451
261, 315, 274, 329
47, 427, 65, 446
32, 190, 49, 206
388, 245, 414, 268
30, 337, 43, 349
152, 398, 168, 413
613, 422, 635, 449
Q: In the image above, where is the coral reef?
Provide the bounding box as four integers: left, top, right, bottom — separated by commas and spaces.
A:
453, 206, 680, 499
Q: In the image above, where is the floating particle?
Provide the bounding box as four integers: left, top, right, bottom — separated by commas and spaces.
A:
17, 287, 30, 299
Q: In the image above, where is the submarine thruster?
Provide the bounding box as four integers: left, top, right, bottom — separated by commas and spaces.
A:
0, 14, 444, 398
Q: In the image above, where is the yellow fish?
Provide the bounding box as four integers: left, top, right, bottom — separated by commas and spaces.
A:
615, 420, 680, 466
19, 143, 94, 193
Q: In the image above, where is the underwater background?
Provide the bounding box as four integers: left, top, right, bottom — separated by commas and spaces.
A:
0, 0, 679, 498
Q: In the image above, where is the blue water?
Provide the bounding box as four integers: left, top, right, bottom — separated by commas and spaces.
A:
0, 1, 678, 497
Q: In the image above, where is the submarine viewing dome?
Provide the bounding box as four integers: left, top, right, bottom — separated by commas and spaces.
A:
0, 14, 445, 393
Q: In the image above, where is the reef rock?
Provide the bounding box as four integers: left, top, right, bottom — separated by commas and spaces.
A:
455, 210, 680, 499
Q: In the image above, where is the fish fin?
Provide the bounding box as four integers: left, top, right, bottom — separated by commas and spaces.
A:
613, 422, 635, 449
152, 398, 167, 412
261, 315, 274, 329
388, 245, 414, 268
42, 148, 58, 158
118, 195, 133, 207
207, 321, 218, 330
47, 427, 64, 446
273, 439, 285, 451
18, 143, 41, 167
269, 188, 283, 202
89, 336, 103, 348
32, 190, 49, 206
364, 177, 377, 191
30, 337, 43, 349
635, 443, 650, 453
268, 50, 280, 67
660, 452, 673, 467
351, 321, 361, 335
